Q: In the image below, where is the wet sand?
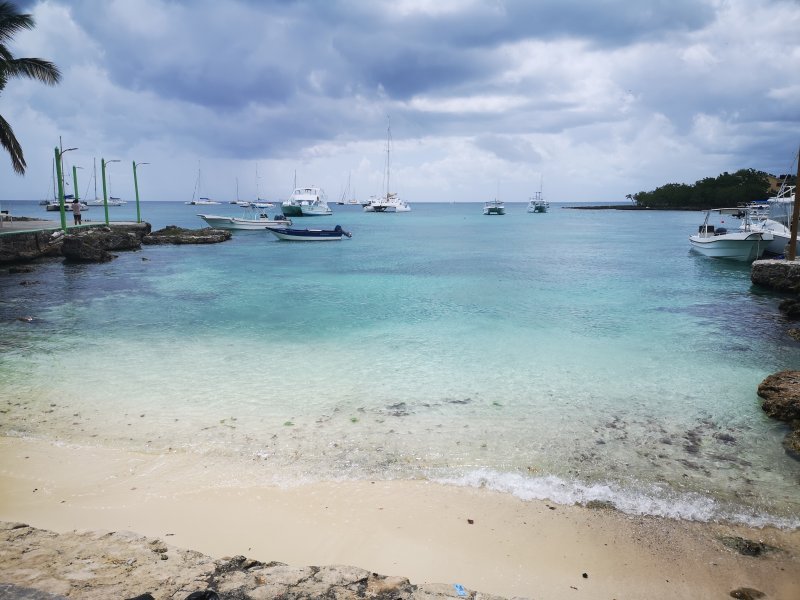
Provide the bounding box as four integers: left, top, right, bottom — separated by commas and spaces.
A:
0, 436, 798, 599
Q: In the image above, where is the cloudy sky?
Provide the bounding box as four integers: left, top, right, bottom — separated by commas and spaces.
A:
2, 0, 799, 204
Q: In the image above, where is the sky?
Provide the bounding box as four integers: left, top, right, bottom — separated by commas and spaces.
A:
1, 0, 799, 204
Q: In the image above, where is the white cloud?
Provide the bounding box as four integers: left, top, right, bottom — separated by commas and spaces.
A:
2, 0, 799, 203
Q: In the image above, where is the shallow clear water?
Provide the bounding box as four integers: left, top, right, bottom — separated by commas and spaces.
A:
1, 200, 799, 527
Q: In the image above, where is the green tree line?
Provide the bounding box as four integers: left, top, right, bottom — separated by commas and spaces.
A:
630, 169, 777, 209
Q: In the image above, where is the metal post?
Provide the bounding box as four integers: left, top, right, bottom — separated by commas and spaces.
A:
132, 161, 149, 224
101, 158, 110, 225
55, 147, 66, 231
72, 165, 80, 202
789, 146, 800, 261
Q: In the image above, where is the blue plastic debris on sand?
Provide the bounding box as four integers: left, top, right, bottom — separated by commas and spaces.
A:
453, 583, 467, 596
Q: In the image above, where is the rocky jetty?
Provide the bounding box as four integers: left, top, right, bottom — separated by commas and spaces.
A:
0, 522, 504, 600
0, 229, 64, 263
1, 223, 230, 265
757, 370, 800, 457
62, 223, 152, 263
143, 225, 231, 245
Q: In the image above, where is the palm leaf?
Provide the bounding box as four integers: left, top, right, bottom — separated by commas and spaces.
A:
0, 1, 35, 44
0, 112, 26, 174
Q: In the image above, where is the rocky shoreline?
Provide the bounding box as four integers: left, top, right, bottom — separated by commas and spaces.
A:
0, 521, 501, 600
0, 223, 231, 264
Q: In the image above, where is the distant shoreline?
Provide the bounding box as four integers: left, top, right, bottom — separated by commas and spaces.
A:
564, 205, 698, 211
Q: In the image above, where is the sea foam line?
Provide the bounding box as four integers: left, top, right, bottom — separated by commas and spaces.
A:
435, 468, 800, 530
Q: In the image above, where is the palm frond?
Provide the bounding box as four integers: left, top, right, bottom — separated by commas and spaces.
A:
0, 2, 35, 45
2, 57, 61, 85
0, 112, 26, 174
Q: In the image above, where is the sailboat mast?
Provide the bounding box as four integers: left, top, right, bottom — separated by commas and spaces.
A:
94, 158, 98, 200
386, 125, 390, 198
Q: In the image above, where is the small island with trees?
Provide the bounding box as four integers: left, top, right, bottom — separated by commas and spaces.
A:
625, 169, 796, 210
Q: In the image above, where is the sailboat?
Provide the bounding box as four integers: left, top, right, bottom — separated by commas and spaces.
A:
366, 123, 410, 213
338, 172, 358, 205
185, 164, 220, 205
44, 155, 89, 211
86, 159, 124, 206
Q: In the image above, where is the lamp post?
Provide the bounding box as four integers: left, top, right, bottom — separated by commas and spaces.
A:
132, 161, 149, 224
72, 165, 83, 203
54, 145, 77, 231
101, 158, 120, 225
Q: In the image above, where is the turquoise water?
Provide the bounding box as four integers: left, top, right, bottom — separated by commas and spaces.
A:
1, 200, 799, 527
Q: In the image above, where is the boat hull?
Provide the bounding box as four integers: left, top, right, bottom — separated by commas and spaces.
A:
688, 233, 766, 261
265, 226, 351, 241
198, 214, 291, 230
299, 205, 333, 216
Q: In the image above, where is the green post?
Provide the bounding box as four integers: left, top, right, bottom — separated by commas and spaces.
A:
55, 147, 67, 231
72, 165, 80, 202
133, 161, 141, 223
101, 158, 110, 225
133, 161, 149, 224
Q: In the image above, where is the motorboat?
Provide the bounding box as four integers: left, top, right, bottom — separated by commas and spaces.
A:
483, 199, 505, 215
198, 205, 292, 230
281, 186, 332, 216
745, 218, 799, 256
689, 208, 771, 261
265, 224, 351, 241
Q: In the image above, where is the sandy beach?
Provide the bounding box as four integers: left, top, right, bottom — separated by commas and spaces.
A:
0, 436, 798, 599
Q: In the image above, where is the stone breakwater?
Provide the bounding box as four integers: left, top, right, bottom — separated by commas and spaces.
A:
0, 223, 231, 264
0, 522, 506, 600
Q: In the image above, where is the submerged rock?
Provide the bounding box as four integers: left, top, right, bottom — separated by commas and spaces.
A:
143, 225, 231, 245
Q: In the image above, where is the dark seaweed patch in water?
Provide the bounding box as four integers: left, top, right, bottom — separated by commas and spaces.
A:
385, 402, 410, 417
447, 397, 472, 405
713, 432, 737, 445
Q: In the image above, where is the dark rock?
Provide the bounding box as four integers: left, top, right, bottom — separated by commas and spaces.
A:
788, 328, 800, 341
62, 225, 150, 263
143, 225, 231, 245
0, 230, 64, 264
8, 265, 34, 273
778, 298, 800, 320
751, 259, 800, 293
729, 587, 765, 599
758, 371, 800, 423
782, 429, 800, 457
719, 536, 779, 557
0, 583, 68, 599
584, 500, 616, 510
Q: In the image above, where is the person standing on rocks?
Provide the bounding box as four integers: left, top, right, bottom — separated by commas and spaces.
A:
72, 199, 82, 225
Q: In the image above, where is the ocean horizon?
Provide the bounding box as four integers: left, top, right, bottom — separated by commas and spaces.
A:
1, 200, 798, 529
